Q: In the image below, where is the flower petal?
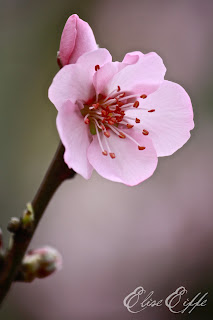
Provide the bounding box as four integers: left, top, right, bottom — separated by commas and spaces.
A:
49, 49, 111, 110
107, 52, 166, 96
122, 51, 144, 64
76, 48, 112, 72
93, 61, 125, 96
87, 129, 158, 186
59, 14, 98, 66
57, 100, 93, 179
126, 80, 194, 156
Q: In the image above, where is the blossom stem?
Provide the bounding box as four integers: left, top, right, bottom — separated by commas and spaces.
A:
0, 142, 76, 305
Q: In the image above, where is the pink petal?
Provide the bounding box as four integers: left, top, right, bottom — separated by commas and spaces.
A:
76, 48, 112, 71
122, 51, 144, 64
59, 14, 97, 66
49, 49, 112, 110
56, 100, 93, 179
93, 61, 125, 96
126, 80, 194, 156
107, 52, 166, 96
87, 129, 158, 186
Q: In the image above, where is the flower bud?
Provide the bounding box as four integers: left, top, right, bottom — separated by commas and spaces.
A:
22, 203, 34, 231
19, 246, 62, 282
58, 14, 98, 66
7, 217, 21, 233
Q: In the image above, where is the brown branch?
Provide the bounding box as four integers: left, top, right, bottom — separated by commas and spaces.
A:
0, 142, 76, 305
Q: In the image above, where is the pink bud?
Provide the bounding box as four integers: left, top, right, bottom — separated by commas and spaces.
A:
58, 14, 98, 66
21, 246, 62, 282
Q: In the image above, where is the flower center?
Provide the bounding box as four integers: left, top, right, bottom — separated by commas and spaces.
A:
81, 83, 154, 159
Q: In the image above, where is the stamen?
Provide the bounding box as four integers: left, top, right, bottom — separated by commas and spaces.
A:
103, 134, 115, 159
95, 65, 100, 71
138, 146, 146, 150
118, 93, 140, 102
135, 118, 140, 123
140, 94, 147, 99
94, 123, 107, 155
104, 131, 110, 138
117, 85, 121, 92
119, 132, 126, 139
142, 129, 149, 135
133, 101, 139, 108
84, 114, 90, 124
148, 109, 155, 113
126, 124, 134, 129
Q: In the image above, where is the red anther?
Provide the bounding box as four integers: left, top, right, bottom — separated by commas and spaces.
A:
119, 132, 126, 139
140, 94, 147, 99
92, 103, 99, 109
101, 109, 107, 117
142, 129, 149, 135
127, 124, 134, 129
117, 85, 121, 92
101, 125, 105, 130
148, 109, 155, 113
120, 93, 125, 98
117, 102, 124, 108
84, 118, 90, 124
104, 131, 110, 138
133, 101, 139, 108
116, 116, 123, 122
135, 118, 140, 123
108, 120, 114, 125
102, 150, 108, 156
95, 65, 100, 71
138, 146, 146, 150
110, 153, 116, 159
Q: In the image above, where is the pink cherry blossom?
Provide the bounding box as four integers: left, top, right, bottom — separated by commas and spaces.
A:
48, 49, 194, 186
58, 14, 98, 66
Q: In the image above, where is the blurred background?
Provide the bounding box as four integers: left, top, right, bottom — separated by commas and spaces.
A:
0, 0, 213, 319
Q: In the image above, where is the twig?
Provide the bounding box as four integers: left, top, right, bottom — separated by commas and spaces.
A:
0, 142, 76, 305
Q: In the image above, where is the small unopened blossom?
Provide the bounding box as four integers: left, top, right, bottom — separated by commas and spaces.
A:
49, 24, 194, 186
19, 246, 62, 282
58, 14, 98, 67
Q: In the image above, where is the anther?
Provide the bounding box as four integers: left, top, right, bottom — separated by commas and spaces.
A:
142, 129, 149, 135
104, 131, 110, 138
110, 153, 116, 159
135, 118, 140, 123
84, 118, 90, 124
102, 150, 108, 156
138, 146, 146, 150
95, 65, 100, 71
127, 124, 134, 129
92, 103, 100, 109
140, 94, 147, 99
117, 86, 121, 92
133, 101, 139, 108
148, 109, 155, 113
119, 132, 126, 139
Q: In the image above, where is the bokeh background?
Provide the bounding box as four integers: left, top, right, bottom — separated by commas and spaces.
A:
0, 0, 213, 319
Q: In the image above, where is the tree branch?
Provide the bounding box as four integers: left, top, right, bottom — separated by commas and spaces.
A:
0, 142, 76, 305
